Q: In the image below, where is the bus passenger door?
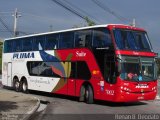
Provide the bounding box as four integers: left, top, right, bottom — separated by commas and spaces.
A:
67, 62, 76, 96
7, 62, 12, 87
67, 79, 76, 96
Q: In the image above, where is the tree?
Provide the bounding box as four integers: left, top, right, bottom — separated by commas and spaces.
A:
72, 17, 96, 28
0, 40, 3, 58
0, 40, 3, 74
85, 17, 96, 26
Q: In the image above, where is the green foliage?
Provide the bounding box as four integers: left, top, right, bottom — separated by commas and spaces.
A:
0, 41, 3, 74
84, 17, 96, 26
72, 17, 96, 28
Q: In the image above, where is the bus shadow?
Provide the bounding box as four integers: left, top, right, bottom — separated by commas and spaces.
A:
2, 87, 148, 107
29, 90, 79, 101
29, 90, 147, 107
94, 100, 147, 107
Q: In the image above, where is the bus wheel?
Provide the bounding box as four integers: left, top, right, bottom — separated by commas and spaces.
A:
21, 80, 28, 93
79, 85, 85, 102
85, 85, 94, 104
13, 78, 20, 92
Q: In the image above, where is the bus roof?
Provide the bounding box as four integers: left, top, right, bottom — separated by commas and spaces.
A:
4, 24, 144, 41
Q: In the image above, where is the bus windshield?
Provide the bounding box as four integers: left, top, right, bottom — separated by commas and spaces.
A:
120, 58, 156, 82
113, 29, 152, 52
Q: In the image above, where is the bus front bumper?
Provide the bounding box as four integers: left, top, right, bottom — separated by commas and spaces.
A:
113, 90, 157, 102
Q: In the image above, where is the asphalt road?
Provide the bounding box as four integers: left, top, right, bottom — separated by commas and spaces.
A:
1, 87, 160, 120
1, 80, 160, 120
29, 89, 160, 120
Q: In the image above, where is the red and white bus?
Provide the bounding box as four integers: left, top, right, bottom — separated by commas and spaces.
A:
2, 24, 157, 103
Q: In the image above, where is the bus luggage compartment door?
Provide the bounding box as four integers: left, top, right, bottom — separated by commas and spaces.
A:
7, 62, 12, 87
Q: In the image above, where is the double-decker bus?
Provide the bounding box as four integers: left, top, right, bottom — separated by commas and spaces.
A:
2, 24, 157, 103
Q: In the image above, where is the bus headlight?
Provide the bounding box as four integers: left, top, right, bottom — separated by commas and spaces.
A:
152, 87, 156, 90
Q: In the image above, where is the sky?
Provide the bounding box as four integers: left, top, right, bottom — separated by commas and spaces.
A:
0, 0, 160, 54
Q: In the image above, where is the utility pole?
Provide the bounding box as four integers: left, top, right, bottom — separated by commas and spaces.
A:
49, 25, 53, 32
132, 18, 136, 27
13, 8, 21, 37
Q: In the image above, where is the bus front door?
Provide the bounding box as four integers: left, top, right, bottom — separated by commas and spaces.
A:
7, 62, 12, 87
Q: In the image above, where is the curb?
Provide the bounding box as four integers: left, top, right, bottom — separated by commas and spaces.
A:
23, 97, 40, 120
156, 95, 160, 100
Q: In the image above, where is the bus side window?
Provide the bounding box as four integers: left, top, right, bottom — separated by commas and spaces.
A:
85, 35, 92, 47
27, 62, 40, 76
27, 61, 61, 78
68, 61, 91, 80
22, 37, 33, 51
69, 62, 76, 78
4, 40, 13, 53
59, 32, 74, 49
93, 28, 112, 48
13, 39, 22, 52
39, 62, 61, 78
76, 61, 91, 80
75, 30, 92, 48
78, 35, 85, 47
45, 34, 59, 50
33, 36, 45, 51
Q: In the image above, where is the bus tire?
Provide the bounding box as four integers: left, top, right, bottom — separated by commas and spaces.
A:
21, 80, 28, 93
79, 85, 85, 102
13, 78, 20, 92
85, 85, 94, 104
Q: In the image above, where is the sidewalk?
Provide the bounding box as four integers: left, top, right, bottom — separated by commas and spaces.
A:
0, 88, 40, 120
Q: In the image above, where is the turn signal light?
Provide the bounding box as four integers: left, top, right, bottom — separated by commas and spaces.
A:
92, 70, 100, 75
